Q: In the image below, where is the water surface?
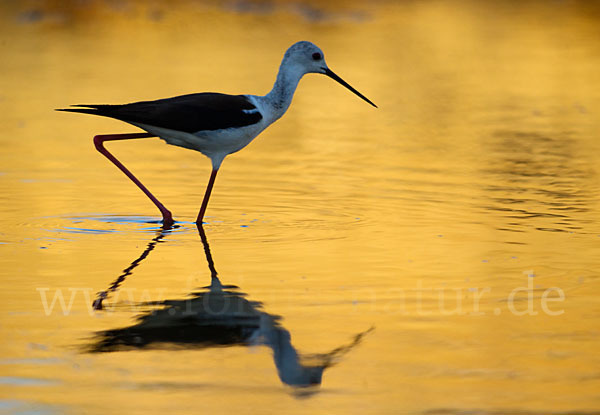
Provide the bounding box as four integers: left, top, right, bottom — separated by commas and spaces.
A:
1, 1, 599, 414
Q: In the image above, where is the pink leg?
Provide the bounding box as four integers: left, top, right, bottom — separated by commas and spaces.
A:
196, 169, 219, 224
93, 133, 174, 226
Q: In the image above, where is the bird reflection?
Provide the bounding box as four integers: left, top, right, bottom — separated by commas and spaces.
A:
88, 223, 373, 389
92, 226, 175, 310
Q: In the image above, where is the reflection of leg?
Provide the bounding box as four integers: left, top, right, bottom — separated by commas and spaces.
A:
196, 223, 218, 278
196, 169, 219, 224
93, 227, 171, 310
93, 133, 174, 225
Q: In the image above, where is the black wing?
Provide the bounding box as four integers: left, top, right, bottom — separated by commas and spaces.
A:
57, 93, 262, 133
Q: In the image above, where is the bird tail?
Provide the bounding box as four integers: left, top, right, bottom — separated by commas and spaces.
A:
55, 104, 115, 116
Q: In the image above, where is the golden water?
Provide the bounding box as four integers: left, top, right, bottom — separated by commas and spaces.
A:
1, 0, 599, 413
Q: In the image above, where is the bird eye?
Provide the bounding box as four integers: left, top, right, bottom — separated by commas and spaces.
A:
312, 52, 322, 61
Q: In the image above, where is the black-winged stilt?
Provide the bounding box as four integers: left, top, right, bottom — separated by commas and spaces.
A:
59, 41, 376, 226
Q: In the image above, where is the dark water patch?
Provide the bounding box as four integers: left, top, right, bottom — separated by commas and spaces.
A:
59, 227, 118, 235
496, 227, 526, 233
0, 376, 58, 386
45, 214, 193, 235
0, 400, 59, 415
0, 358, 63, 365
223, 0, 371, 23
535, 227, 568, 233
480, 129, 597, 234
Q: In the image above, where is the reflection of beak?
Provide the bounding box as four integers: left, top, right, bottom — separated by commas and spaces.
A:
322, 67, 377, 108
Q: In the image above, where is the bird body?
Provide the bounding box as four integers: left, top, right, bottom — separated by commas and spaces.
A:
66, 93, 267, 169
130, 95, 268, 170
59, 41, 376, 225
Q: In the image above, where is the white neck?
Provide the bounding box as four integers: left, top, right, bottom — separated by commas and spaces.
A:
261, 60, 305, 123
262, 323, 324, 387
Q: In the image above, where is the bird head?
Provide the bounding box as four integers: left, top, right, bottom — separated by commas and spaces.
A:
284, 41, 377, 108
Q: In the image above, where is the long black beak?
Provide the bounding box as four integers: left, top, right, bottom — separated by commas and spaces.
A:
323, 67, 377, 108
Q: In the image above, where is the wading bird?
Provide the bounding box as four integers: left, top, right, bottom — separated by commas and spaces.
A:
59, 41, 376, 226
